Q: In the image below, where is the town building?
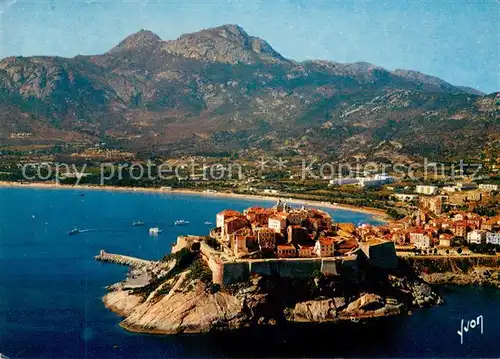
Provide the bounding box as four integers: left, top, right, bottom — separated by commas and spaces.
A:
393, 193, 419, 202
287, 225, 310, 245
481, 219, 497, 231
257, 228, 279, 251
358, 174, 395, 188
420, 196, 443, 215
223, 217, 250, 244
409, 230, 427, 244
297, 244, 314, 257
486, 232, 500, 245
478, 184, 499, 192
314, 237, 335, 257
244, 207, 272, 226
439, 234, 453, 247
452, 221, 471, 238
448, 192, 482, 205
467, 229, 487, 244
414, 234, 431, 249
233, 233, 248, 256
277, 244, 297, 258
455, 182, 478, 191
329, 178, 359, 186
415, 185, 438, 195
217, 209, 242, 231
335, 238, 359, 255
286, 211, 307, 225
268, 214, 288, 234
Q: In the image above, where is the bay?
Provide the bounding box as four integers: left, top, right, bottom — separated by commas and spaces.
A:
0, 188, 498, 358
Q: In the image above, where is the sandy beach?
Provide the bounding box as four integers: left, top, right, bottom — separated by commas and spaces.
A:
0, 181, 388, 221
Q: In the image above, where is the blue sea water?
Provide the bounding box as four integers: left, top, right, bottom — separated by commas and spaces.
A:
0, 187, 498, 358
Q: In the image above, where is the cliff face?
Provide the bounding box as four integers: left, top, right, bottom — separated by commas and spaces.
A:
104, 272, 274, 334
402, 256, 500, 287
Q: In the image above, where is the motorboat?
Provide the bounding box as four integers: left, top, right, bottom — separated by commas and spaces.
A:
132, 221, 144, 227
174, 220, 190, 226
68, 228, 80, 235
149, 227, 162, 235
204, 221, 213, 225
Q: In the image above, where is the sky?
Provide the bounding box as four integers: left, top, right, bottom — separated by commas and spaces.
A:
0, 0, 498, 93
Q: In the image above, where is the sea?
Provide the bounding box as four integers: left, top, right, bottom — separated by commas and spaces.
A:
0, 187, 498, 358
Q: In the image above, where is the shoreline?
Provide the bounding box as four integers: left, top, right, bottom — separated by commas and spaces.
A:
0, 181, 388, 221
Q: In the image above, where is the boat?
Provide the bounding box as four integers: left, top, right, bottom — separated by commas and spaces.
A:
132, 221, 144, 227
68, 228, 80, 235
174, 220, 190, 226
204, 221, 213, 225
149, 227, 162, 235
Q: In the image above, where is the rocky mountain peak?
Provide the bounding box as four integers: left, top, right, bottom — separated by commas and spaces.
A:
108, 29, 162, 53
209, 24, 249, 39
162, 24, 286, 64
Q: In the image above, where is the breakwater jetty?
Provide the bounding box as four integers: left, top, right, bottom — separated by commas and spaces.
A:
94, 250, 153, 268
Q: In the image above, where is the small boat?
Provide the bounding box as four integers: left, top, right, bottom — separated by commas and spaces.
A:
149, 227, 162, 235
204, 221, 213, 225
68, 228, 80, 235
132, 221, 144, 227
174, 220, 190, 226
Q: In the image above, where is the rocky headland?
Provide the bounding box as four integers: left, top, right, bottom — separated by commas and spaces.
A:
99, 248, 446, 335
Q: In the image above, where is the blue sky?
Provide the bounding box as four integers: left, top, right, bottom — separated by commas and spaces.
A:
0, 0, 498, 93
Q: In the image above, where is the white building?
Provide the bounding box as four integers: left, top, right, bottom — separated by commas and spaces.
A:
486, 232, 500, 245
467, 230, 487, 244
329, 178, 359, 186
479, 184, 499, 192
268, 216, 287, 234
393, 193, 419, 202
415, 185, 438, 195
358, 174, 395, 188
414, 235, 431, 249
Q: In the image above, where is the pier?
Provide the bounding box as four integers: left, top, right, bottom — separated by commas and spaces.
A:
94, 250, 154, 268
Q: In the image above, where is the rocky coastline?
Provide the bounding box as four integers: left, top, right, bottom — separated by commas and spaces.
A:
402, 256, 500, 288
100, 249, 446, 335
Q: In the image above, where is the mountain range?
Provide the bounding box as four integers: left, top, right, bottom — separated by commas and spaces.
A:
0, 24, 498, 161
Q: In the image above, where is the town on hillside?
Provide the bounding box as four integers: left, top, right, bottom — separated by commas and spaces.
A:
390, 183, 500, 254
207, 194, 500, 261
172, 193, 500, 285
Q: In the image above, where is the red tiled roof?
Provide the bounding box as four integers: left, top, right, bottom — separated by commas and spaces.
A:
225, 216, 247, 223
219, 210, 242, 216
318, 237, 335, 245
277, 244, 296, 250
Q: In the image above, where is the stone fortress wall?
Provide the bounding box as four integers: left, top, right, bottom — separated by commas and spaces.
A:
174, 236, 367, 285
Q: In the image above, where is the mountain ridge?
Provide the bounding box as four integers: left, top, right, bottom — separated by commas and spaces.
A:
0, 24, 497, 161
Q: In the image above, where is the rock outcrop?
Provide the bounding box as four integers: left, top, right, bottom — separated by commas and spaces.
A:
285, 297, 345, 322
100, 249, 444, 334
402, 256, 500, 288
104, 271, 274, 334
